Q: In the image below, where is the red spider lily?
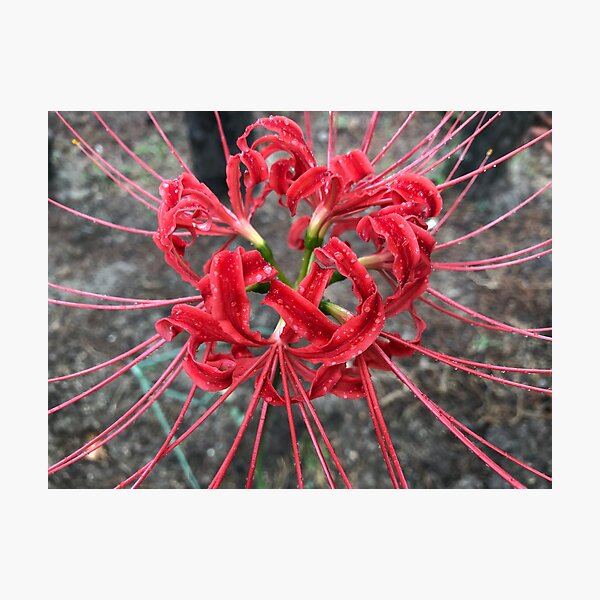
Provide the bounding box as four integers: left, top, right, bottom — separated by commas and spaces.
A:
156, 239, 384, 404
48, 111, 552, 489
154, 161, 271, 287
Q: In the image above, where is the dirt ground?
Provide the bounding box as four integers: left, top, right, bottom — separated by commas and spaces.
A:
48, 111, 552, 489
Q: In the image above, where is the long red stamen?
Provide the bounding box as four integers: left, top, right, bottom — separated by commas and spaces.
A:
129, 383, 198, 489
93, 111, 163, 181
48, 338, 167, 414
245, 401, 269, 489
358, 355, 408, 488
372, 344, 527, 488
433, 248, 552, 271
382, 333, 552, 395
419, 295, 550, 338
48, 334, 162, 383
361, 111, 380, 155
55, 112, 162, 206
147, 111, 193, 174
209, 348, 278, 488
117, 354, 270, 488
50, 347, 186, 473
430, 149, 491, 233
438, 128, 552, 190
304, 111, 313, 151
48, 197, 156, 236
449, 416, 552, 482
435, 182, 552, 250
213, 111, 231, 162
381, 332, 551, 375
327, 111, 336, 168
425, 288, 552, 341
73, 140, 161, 211
286, 357, 353, 488
298, 402, 336, 488
433, 239, 552, 268
49, 282, 203, 306
357, 112, 455, 190
278, 346, 304, 489
401, 111, 458, 173
370, 112, 416, 166
417, 112, 501, 177
48, 298, 202, 311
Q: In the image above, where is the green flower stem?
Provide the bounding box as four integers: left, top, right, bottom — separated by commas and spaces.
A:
241, 221, 293, 286
246, 282, 271, 294
296, 231, 323, 287
319, 299, 351, 323
329, 270, 346, 285
253, 239, 293, 287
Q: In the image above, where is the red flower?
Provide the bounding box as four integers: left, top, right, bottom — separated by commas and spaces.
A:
154, 156, 271, 286
155, 238, 386, 405
49, 111, 552, 490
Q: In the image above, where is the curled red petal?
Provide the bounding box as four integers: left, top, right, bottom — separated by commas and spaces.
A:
154, 172, 242, 286
286, 357, 362, 399
237, 248, 279, 286
259, 378, 285, 406
237, 115, 308, 151
259, 378, 302, 406
225, 155, 245, 218
281, 263, 334, 345
153, 190, 213, 287
159, 178, 183, 208
288, 215, 310, 250
241, 149, 269, 216
383, 259, 431, 317
178, 172, 237, 226
198, 247, 277, 315
330, 149, 374, 185
292, 358, 364, 399
315, 237, 377, 305
308, 364, 343, 399
231, 344, 254, 359
297, 262, 334, 306
241, 149, 268, 187
357, 212, 421, 286
390, 173, 442, 219
356, 205, 437, 316
263, 280, 337, 345
409, 219, 436, 254
209, 248, 266, 346
291, 292, 385, 366
153, 229, 204, 288
330, 368, 365, 399
375, 309, 427, 365
286, 166, 329, 216
183, 354, 236, 391
237, 117, 316, 192
269, 158, 296, 196
225, 150, 269, 220
155, 316, 182, 342
203, 248, 277, 287
155, 303, 234, 344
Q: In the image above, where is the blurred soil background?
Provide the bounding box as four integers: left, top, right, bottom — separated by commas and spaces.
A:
48, 111, 552, 488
